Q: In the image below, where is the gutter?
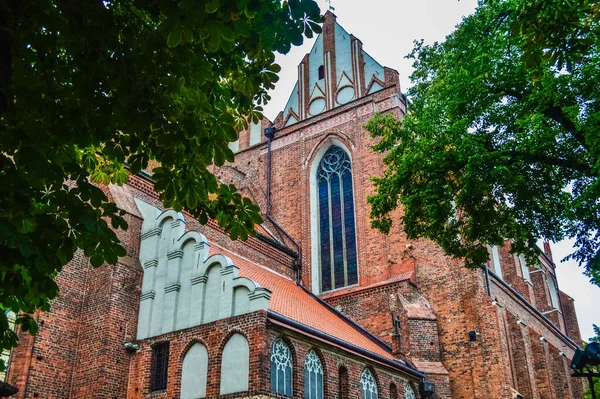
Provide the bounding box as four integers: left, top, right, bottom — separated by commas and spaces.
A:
267, 311, 424, 380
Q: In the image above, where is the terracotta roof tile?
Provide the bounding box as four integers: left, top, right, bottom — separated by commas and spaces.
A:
208, 244, 395, 360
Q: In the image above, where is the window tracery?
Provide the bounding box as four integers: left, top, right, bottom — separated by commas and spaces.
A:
405, 384, 416, 399
271, 339, 293, 396
304, 350, 323, 399
317, 146, 358, 292
359, 368, 378, 399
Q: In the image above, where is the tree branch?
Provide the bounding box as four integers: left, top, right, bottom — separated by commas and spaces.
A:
544, 105, 588, 149
504, 150, 593, 176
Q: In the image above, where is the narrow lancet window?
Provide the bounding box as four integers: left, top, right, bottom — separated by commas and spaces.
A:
317, 146, 358, 292
304, 350, 324, 399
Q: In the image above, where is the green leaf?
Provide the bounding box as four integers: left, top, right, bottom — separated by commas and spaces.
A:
168, 25, 183, 48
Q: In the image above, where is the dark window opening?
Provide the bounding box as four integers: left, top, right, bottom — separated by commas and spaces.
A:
151, 342, 170, 392
389, 383, 398, 399
318, 65, 325, 80
338, 366, 349, 399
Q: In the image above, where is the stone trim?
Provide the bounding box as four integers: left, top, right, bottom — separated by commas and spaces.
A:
191, 275, 208, 285
140, 227, 161, 240
140, 291, 156, 301
167, 249, 184, 260
144, 259, 159, 269
165, 283, 181, 293
248, 288, 272, 301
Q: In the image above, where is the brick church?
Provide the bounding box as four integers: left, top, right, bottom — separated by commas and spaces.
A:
3, 11, 586, 399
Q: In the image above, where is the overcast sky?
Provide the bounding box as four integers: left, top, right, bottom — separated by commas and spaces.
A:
263, 0, 600, 341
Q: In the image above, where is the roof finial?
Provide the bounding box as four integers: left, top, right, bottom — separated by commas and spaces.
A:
326, 0, 335, 12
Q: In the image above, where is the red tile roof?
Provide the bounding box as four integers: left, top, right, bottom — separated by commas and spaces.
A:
208, 244, 396, 360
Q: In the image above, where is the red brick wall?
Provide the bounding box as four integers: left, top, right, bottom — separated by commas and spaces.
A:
127, 311, 270, 398
560, 291, 582, 342
265, 328, 421, 399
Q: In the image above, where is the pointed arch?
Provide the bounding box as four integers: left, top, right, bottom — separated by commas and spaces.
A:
304, 349, 324, 399
309, 139, 359, 293
359, 368, 378, 399
404, 382, 416, 399
270, 338, 294, 396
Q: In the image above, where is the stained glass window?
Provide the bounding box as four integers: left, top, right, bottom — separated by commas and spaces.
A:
271, 339, 293, 396
405, 383, 416, 399
317, 146, 358, 292
360, 369, 378, 399
304, 350, 323, 399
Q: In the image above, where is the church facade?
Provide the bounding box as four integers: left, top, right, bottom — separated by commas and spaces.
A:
4, 12, 585, 399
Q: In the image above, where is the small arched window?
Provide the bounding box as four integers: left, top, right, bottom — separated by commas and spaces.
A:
405, 383, 416, 399
271, 339, 293, 396
339, 366, 349, 399
304, 350, 323, 399
317, 146, 358, 292
389, 383, 398, 399
220, 334, 249, 395
181, 343, 208, 399
318, 65, 325, 80
359, 368, 378, 399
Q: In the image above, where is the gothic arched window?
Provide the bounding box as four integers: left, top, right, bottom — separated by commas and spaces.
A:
304, 350, 323, 399
317, 146, 358, 292
271, 339, 293, 396
359, 368, 378, 399
405, 384, 416, 399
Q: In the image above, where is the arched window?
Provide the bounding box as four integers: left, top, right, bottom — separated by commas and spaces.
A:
318, 65, 325, 80
405, 383, 416, 399
304, 350, 323, 399
181, 343, 208, 399
389, 383, 398, 399
220, 334, 250, 395
359, 368, 378, 399
339, 366, 349, 399
271, 339, 293, 396
317, 146, 358, 292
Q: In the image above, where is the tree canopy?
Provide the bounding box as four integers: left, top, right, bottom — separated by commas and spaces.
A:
0, 0, 321, 370
365, 0, 600, 284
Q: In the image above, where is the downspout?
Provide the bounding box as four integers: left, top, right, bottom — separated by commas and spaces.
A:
264, 126, 303, 285
482, 263, 492, 297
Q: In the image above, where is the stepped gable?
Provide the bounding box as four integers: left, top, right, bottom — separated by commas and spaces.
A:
280, 11, 398, 127
134, 195, 406, 363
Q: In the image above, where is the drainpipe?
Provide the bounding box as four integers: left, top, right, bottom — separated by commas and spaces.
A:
264, 126, 303, 285
482, 263, 492, 297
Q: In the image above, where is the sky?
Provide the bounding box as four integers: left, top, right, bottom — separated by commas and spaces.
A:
263, 0, 600, 341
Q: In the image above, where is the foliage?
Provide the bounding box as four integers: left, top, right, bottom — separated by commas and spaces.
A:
0, 0, 321, 371
365, 0, 600, 283
584, 324, 600, 399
